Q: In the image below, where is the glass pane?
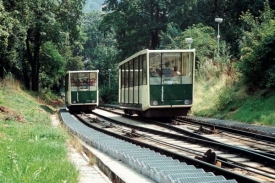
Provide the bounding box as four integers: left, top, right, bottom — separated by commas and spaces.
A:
121, 65, 124, 88
142, 55, 147, 85
161, 52, 181, 84
134, 58, 139, 86
129, 60, 133, 87
149, 52, 162, 85
71, 73, 78, 86
78, 72, 89, 90
125, 63, 129, 87
180, 52, 193, 84
89, 72, 97, 86
139, 56, 142, 86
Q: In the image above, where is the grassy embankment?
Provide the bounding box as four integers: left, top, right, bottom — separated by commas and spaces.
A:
0, 78, 79, 183
192, 75, 275, 126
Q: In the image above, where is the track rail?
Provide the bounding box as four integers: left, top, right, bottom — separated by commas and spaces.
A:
74, 109, 275, 182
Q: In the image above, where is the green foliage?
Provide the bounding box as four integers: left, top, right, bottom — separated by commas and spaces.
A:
81, 11, 119, 91
0, 0, 86, 91
215, 87, 234, 111
180, 24, 217, 61
0, 1, 25, 78
66, 56, 84, 71
99, 84, 118, 104
0, 81, 78, 182
238, 1, 275, 89
193, 73, 275, 125
158, 23, 182, 49
40, 42, 65, 89
0, 124, 78, 183
101, 0, 173, 58
159, 23, 232, 82
225, 90, 275, 125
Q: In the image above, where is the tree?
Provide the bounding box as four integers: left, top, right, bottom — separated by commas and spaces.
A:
39, 41, 65, 89
82, 11, 118, 83
238, 1, 275, 89
1, 0, 87, 92
0, 1, 25, 79
101, 0, 177, 58
11, 0, 85, 91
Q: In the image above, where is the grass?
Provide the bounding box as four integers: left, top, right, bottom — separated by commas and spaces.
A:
192, 73, 275, 126
226, 91, 275, 125
0, 80, 79, 183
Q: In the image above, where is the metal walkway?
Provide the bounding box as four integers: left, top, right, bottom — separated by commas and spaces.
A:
59, 108, 237, 183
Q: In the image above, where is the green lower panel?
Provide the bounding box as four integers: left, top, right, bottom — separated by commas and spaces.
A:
150, 84, 192, 105
71, 91, 97, 103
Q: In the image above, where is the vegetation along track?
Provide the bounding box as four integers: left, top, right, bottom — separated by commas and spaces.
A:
74, 108, 275, 183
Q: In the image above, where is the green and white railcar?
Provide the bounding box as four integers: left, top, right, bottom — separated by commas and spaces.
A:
65, 70, 99, 112
118, 49, 195, 117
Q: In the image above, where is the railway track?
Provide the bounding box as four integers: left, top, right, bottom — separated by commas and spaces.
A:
98, 105, 275, 159
98, 105, 275, 158
173, 118, 275, 159
74, 108, 275, 183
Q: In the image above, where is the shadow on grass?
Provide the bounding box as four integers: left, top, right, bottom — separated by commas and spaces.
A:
40, 105, 56, 114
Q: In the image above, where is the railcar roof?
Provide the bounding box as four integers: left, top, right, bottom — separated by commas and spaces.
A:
118, 49, 195, 66
66, 70, 99, 74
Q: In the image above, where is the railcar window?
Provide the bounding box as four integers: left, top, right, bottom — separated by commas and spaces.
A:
89, 72, 96, 86
134, 58, 138, 86
161, 52, 181, 79
78, 72, 89, 90
129, 60, 133, 87
70, 73, 79, 91
125, 63, 129, 87
182, 52, 193, 77
138, 56, 142, 86
142, 54, 147, 85
121, 65, 124, 88
148, 52, 194, 85
149, 53, 162, 85
70, 73, 78, 86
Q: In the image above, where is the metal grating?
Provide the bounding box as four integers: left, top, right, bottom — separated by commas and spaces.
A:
59, 107, 238, 183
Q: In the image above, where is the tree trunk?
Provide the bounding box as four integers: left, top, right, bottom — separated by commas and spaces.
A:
26, 28, 41, 92
22, 59, 31, 90
31, 34, 40, 92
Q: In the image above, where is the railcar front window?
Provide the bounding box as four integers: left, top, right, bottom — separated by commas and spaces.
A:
70, 73, 79, 91
180, 52, 193, 84
149, 52, 193, 85
70, 72, 98, 91
149, 53, 162, 85
89, 72, 97, 90
161, 52, 182, 85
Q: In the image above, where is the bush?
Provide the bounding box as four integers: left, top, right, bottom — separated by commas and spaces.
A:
99, 84, 118, 104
